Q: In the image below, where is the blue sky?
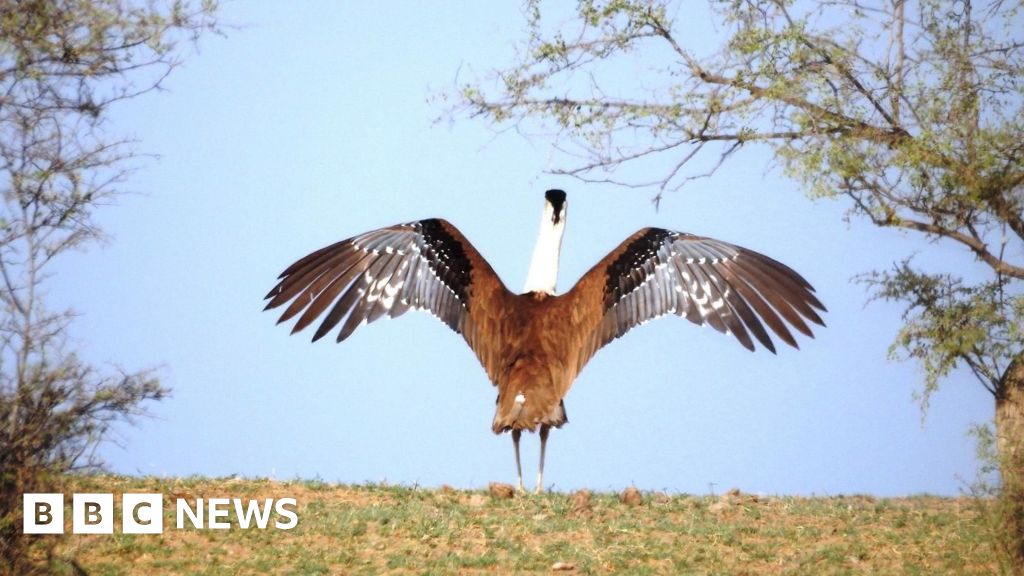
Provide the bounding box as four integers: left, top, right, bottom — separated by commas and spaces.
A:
50, 2, 993, 496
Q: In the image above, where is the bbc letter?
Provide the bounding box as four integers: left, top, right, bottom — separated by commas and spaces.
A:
23, 494, 64, 534
73, 494, 113, 534
123, 493, 163, 534
275, 498, 298, 530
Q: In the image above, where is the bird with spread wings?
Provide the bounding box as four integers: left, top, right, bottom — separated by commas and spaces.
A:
265, 190, 825, 492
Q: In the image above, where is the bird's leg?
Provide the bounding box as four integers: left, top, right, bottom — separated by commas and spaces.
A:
512, 429, 524, 492
536, 424, 550, 494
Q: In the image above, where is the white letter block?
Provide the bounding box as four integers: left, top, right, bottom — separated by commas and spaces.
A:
73, 493, 113, 534
23, 493, 64, 534
123, 493, 163, 534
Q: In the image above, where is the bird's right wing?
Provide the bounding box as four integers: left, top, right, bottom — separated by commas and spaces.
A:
264, 219, 511, 376
566, 227, 826, 371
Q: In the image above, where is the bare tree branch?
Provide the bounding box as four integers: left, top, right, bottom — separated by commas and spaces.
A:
0, 1, 219, 571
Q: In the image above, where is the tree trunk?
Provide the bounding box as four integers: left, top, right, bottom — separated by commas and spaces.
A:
996, 352, 1024, 574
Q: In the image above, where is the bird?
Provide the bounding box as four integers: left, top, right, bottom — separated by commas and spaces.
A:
264, 189, 825, 493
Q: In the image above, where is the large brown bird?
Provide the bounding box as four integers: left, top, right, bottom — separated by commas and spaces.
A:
265, 190, 825, 492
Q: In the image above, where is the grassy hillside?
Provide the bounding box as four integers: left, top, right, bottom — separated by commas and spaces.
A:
46, 475, 996, 575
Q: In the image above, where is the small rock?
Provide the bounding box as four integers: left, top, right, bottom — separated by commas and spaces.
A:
726, 487, 741, 498
467, 494, 488, 508
708, 500, 729, 513
570, 489, 592, 514
551, 561, 576, 571
619, 486, 643, 506
488, 482, 516, 499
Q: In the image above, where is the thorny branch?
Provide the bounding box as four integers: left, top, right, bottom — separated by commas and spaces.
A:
457, 0, 1023, 402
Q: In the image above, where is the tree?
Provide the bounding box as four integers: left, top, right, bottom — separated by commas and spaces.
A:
0, 1, 218, 572
459, 0, 1023, 569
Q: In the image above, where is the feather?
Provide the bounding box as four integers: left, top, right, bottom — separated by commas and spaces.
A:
569, 227, 824, 365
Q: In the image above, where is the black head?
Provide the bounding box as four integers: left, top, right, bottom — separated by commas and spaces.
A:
545, 189, 567, 223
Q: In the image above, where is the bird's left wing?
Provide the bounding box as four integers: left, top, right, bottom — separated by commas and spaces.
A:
566, 227, 826, 370
264, 218, 508, 348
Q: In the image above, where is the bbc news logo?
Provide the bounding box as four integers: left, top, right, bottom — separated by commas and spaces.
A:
23, 493, 298, 534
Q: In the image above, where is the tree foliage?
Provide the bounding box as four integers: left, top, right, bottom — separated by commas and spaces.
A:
460, 0, 1023, 567
860, 262, 1021, 408
0, 1, 218, 572
461, 0, 1022, 406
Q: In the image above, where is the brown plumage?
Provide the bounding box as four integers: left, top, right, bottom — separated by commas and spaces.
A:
264, 190, 826, 492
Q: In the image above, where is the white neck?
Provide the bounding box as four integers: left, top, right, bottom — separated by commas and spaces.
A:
523, 199, 566, 294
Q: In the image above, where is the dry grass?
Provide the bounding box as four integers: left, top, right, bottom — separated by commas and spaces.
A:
43, 475, 997, 575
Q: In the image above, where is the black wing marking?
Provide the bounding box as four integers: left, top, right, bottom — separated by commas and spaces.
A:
590, 227, 826, 354
264, 218, 483, 343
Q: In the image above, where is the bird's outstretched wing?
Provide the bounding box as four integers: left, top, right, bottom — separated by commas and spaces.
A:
567, 227, 826, 368
264, 219, 509, 350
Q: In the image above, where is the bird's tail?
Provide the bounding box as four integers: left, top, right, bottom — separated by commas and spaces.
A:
491, 393, 567, 434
